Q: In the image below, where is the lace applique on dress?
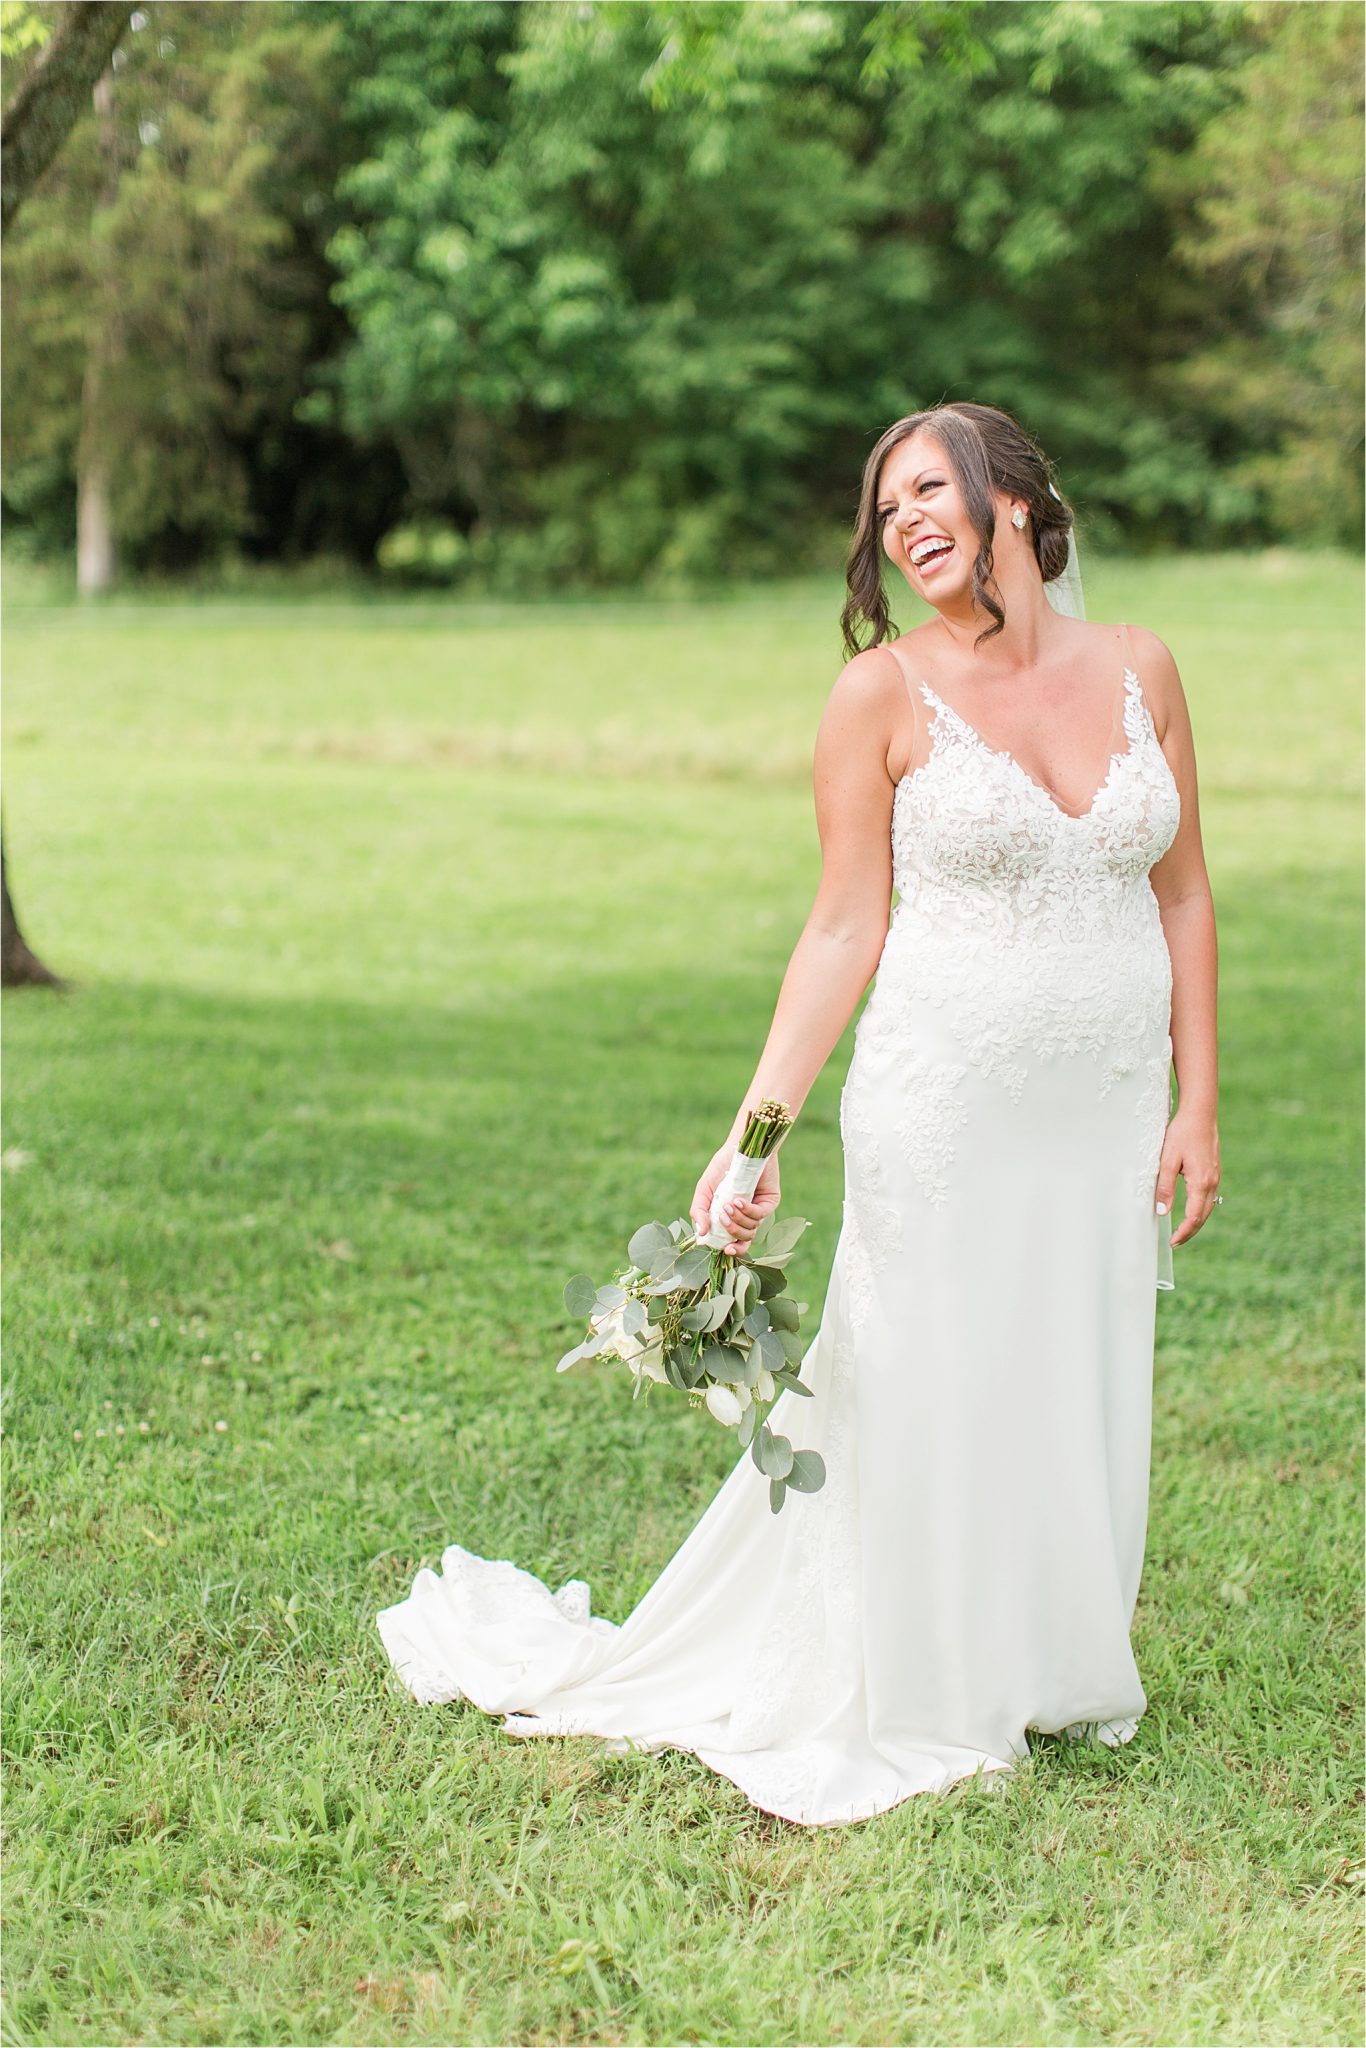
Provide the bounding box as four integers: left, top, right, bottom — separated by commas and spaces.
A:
838, 1078, 903, 1328
891, 1051, 970, 1205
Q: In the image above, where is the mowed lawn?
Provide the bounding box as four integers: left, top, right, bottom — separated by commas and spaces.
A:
2, 553, 1361, 2047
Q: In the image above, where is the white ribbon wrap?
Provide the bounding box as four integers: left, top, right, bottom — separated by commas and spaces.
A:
699, 1150, 768, 1249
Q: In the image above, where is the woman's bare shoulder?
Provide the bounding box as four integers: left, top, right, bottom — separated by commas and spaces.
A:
1123, 620, 1178, 664
1121, 622, 1185, 742
833, 638, 910, 700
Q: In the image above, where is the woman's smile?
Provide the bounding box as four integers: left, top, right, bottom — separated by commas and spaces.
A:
908, 533, 956, 575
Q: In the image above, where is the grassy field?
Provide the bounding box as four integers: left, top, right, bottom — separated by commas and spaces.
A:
2, 551, 1361, 2046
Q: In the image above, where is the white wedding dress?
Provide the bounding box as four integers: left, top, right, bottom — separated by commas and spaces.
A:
377, 622, 1181, 1828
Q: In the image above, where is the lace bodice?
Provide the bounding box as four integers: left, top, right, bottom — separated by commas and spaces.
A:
891, 657, 1180, 925
858, 651, 1180, 1090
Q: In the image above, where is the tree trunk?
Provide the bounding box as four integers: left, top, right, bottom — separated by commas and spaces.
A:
76, 442, 116, 594
1, 825, 64, 989
1, 1, 134, 234
2, 0, 136, 987
76, 66, 118, 597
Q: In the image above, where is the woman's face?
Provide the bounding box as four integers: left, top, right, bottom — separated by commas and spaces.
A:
875, 431, 992, 606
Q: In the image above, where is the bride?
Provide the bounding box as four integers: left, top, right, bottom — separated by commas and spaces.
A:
377, 400, 1222, 1828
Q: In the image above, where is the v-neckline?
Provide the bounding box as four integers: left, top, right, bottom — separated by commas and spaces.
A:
916, 671, 1140, 825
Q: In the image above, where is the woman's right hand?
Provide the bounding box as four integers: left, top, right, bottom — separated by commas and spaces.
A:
691, 1145, 781, 1256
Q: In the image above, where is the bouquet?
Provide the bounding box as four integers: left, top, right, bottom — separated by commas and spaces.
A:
557, 1111, 824, 1514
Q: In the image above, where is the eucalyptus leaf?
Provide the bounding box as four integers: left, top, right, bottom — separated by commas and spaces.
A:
563, 1274, 598, 1316
555, 1343, 587, 1372
721, 1342, 751, 1383
698, 1342, 727, 1384
580, 1330, 606, 1356
756, 1328, 787, 1373
663, 1350, 690, 1391
742, 1304, 771, 1336
771, 1367, 814, 1397
786, 1448, 827, 1494
778, 1329, 807, 1364
756, 1429, 794, 1481
769, 1477, 787, 1515
676, 1347, 705, 1389
672, 1248, 712, 1289
738, 1401, 760, 1449
594, 1281, 627, 1310
762, 1216, 811, 1259
765, 1295, 800, 1332
628, 1222, 675, 1267
756, 1264, 790, 1301
750, 1421, 793, 1479
679, 1302, 712, 1332
704, 1293, 733, 1333
620, 1298, 647, 1336
703, 1342, 747, 1385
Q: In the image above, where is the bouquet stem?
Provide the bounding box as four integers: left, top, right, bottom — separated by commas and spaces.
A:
698, 1097, 794, 1250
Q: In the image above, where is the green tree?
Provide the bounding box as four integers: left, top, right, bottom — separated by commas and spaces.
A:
1155, 0, 1364, 542
313, 0, 1281, 589
2, 0, 344, 580
6, 0, 1357, 589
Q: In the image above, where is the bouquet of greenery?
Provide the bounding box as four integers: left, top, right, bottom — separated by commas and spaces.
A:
557, 1206, 826, 1516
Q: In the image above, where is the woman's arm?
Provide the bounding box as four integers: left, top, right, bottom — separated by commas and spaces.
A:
1133, 627, 1222, 1248
691, 649, 904, 1248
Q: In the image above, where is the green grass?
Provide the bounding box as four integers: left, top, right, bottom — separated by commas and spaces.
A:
3, 551, 1361, 2046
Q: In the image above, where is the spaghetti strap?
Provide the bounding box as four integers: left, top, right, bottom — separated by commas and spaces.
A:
1120, 620, 1135, 675
882, 638, 917, 700
1118, 620, 1161, 738
881, 639, 928, 782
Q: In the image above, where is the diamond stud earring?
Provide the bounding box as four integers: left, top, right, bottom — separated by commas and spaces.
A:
1012, 508, 1026, 529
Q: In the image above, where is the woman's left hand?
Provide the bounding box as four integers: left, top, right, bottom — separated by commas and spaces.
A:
1156, 1106, 1221, 1248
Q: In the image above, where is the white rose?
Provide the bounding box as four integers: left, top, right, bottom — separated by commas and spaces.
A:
592, 1301, 644, 1362
634, 1342, 669, 1384
705, 1382, 745, 1426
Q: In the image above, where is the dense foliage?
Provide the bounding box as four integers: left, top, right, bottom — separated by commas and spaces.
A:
2, 0, 1361, 586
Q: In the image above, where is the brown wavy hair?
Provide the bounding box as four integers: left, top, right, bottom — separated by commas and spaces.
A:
839, 402, 1076, 660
